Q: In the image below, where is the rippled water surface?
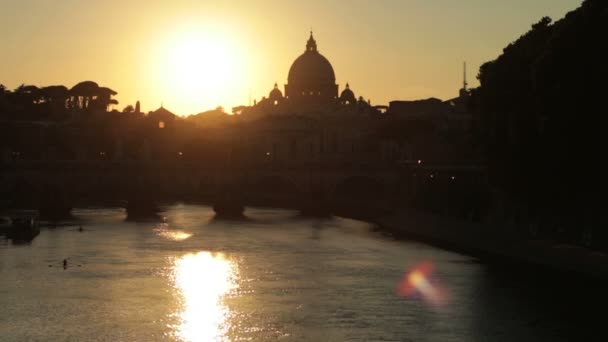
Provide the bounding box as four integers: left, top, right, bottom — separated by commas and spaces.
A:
1, 204, 606, 341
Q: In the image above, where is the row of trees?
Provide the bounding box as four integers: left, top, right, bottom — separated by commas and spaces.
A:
470, 0, 607, 245
0, 81, 118, 120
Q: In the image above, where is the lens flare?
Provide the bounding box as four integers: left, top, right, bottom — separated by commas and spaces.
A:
397, 261, 447, 307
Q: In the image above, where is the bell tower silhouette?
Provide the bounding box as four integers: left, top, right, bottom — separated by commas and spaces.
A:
459, 62, 469, 99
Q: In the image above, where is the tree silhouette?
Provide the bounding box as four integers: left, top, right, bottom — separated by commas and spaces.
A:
0, 84, 7, 117
39, 85, 68, 111
94, 86, 118, 111
68, 81, 117, 111
0, 84, 7, 106
8, 84, 41, 111
123, 105, 134, 113
69, 81, 98, 110
471, 0, 608, 243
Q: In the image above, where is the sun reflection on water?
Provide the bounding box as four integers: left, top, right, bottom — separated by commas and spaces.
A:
154, 224, 192, 241
158, 230, 193, 241
170, 252, 237, 341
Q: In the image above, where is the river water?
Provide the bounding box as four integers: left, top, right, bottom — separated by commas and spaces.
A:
0, 204, 606, 341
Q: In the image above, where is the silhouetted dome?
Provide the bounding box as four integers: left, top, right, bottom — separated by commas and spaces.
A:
269, 83, 283, 99
288, 33, 336, 86
340, 83, 356, 103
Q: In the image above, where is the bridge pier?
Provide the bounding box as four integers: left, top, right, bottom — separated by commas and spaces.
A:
125, 185, 161, 221
125, 199, 160, 220
19, 184, 74, 220
298, 192, 332, 217
38, 199, 73, 220
212, 192, 245, 218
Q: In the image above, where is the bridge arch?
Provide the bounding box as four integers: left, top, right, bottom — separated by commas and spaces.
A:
247, 175, 303, 196
332, 175, 390, 199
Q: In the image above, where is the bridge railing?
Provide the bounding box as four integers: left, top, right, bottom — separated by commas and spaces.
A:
1, 159, 406, 172
1, 159, 486, 174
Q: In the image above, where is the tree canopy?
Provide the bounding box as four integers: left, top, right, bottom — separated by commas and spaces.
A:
471, 0, 608, 215
0, 81, 118, 120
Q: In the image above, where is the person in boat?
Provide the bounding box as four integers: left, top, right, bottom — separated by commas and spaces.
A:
63, 259, 68, 269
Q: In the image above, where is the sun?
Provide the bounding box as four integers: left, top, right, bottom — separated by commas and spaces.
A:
168, 36, 235, 92
153, 28, 243, 115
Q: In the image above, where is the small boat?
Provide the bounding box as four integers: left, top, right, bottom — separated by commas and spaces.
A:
213, 202, 245, 218
0, 216, 11, 235
213, 196, 245, 218
6, 212, 40, 242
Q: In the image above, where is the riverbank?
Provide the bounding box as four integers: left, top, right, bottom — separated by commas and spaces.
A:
373, 210, 608, 280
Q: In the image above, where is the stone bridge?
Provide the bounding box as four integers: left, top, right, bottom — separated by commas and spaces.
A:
0, 160, 484, 217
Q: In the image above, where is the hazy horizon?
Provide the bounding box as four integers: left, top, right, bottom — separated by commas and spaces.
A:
1, 0, 582, 115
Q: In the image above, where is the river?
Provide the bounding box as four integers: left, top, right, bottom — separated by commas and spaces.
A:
1, 204, 606, 341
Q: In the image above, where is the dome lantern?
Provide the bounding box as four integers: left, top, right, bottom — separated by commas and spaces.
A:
306, 31, 317, 52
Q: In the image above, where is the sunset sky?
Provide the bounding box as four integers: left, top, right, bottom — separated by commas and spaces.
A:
1, 0, 582, 115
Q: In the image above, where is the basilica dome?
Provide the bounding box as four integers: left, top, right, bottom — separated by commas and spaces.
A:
288, 34, 335, 85
285, 32, 338, 103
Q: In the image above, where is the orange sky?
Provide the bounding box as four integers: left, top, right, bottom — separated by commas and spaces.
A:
0, 0, 582, 115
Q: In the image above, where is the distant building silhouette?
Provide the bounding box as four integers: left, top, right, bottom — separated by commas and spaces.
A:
339, 83, 356, 106
148, 105, 176, 129
223, 32, 476, 164
241, 32, 375, 116
0, 32, 476, 167
459, 62, 469, 100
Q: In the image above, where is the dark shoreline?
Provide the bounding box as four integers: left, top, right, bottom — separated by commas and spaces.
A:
368, 210, 608, 281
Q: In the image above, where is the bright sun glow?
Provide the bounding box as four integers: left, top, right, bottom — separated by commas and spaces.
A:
150, 25, 245, 115
171, 251, 238, 342
167, 36, 235, 93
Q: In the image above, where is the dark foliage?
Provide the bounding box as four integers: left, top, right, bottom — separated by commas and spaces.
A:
471, 0, 608, 241
0, 81, 118, 121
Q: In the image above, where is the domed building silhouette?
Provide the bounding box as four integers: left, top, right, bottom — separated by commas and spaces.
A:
248, 31, 375, 115
284, 32, 338, 105
339, 83, 356, 105
221, 31, 475, 166
268, 83, 284, 106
